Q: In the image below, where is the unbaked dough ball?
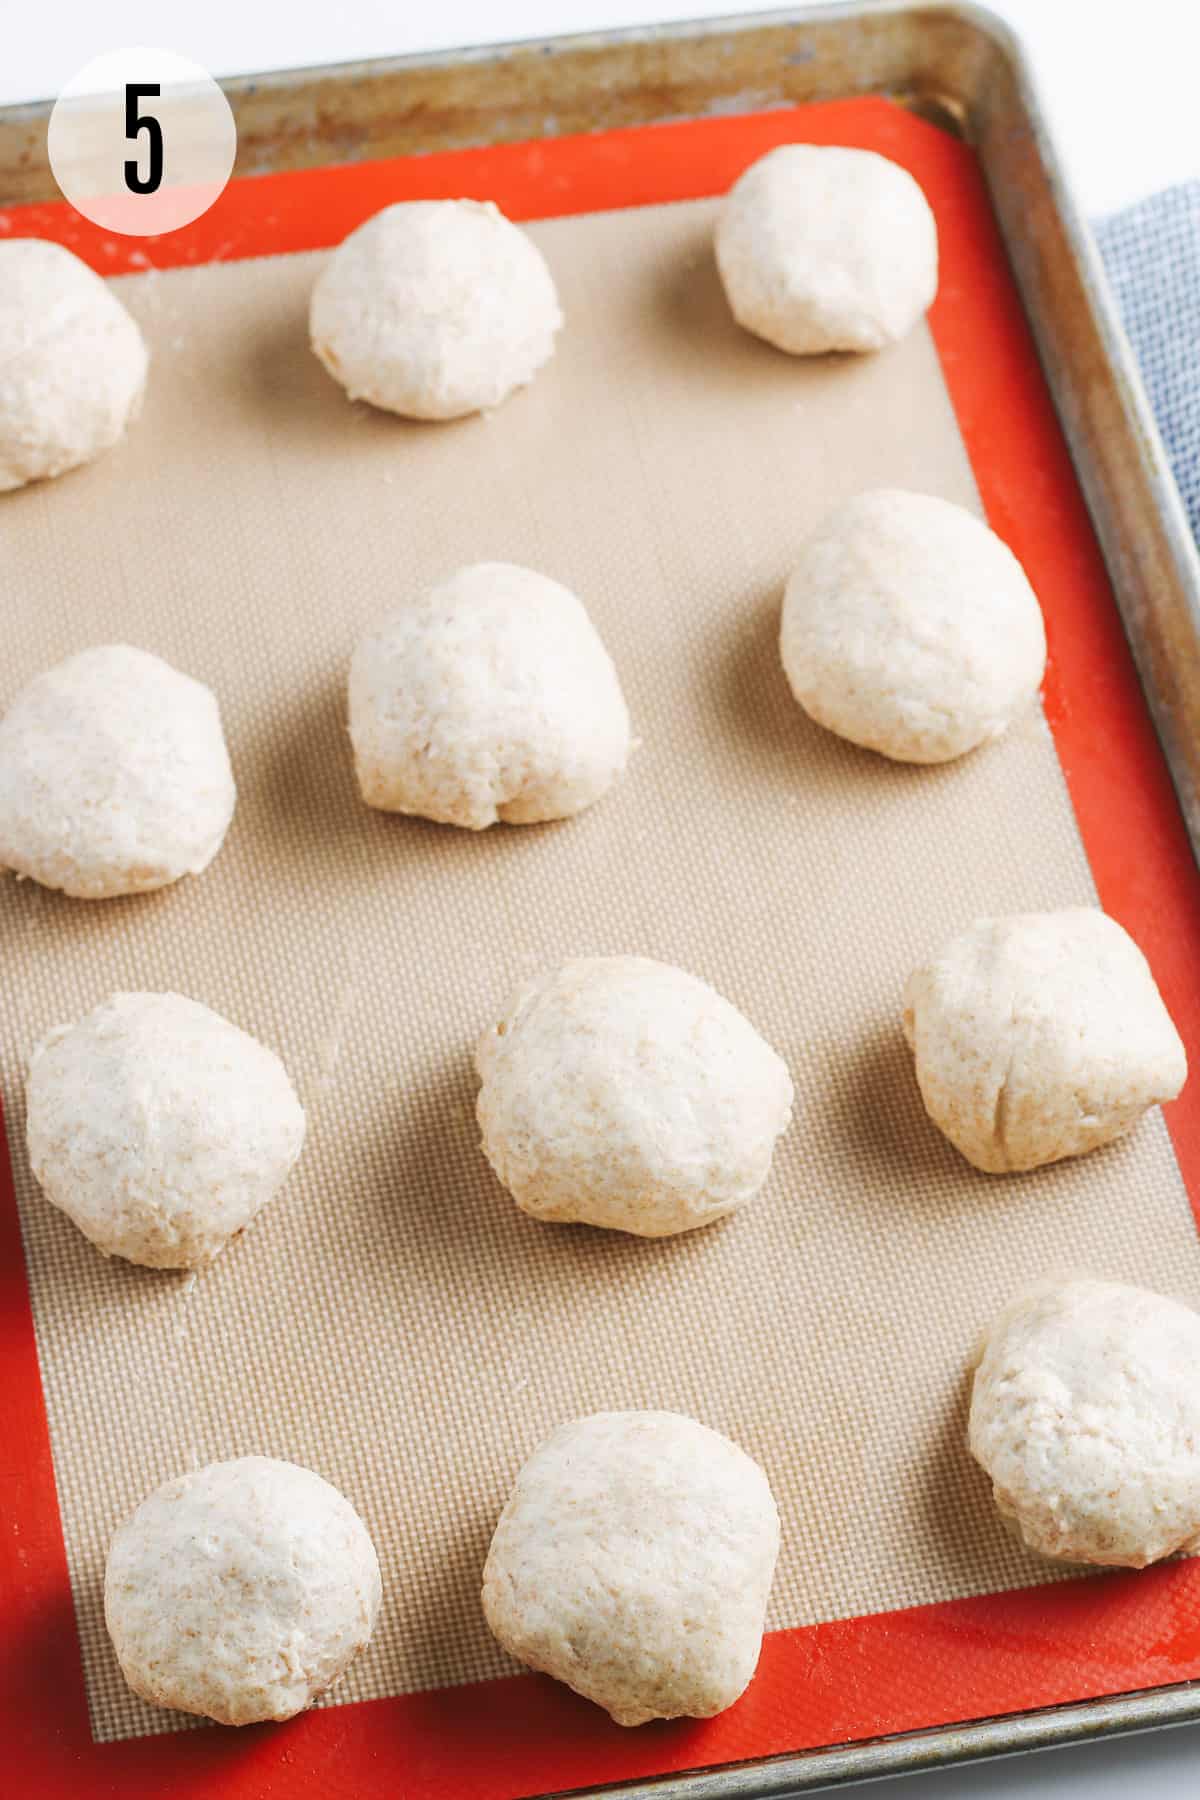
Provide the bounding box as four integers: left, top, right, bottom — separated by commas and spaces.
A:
349, 562, 630, 829
483, 1411, 779, 1725
26, 992, 306, 1268
105, 1455, 381, 1724
715, 144, 937, 355
0, 239, 148, 490
904, 908, 1186, 1174
0, 644, 236, 898
969, 1279, 1200, 1566
476, 956, 793, 1235
309, 199, 562, 419
780, 489, 1046, 763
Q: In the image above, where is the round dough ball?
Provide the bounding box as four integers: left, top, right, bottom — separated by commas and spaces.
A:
309, 200, 562, 419
780, 489, 1046, 763
904, 908, 1186, 1174
715, 144, 937, 355
349, 562, 630, 829
970, 1279, 1200, 1566
0, 239, 148, 490
476, 955, 794, 1235
26, 992, 306, 1268
105, 1455, 381, 1724
483, 1411, 779, 1725
0, 644, 236, 898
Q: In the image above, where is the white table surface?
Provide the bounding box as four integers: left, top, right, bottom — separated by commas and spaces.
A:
7, 3, 1200, 1796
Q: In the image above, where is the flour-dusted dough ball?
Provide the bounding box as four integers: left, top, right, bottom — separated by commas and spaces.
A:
904, 908, 1186, 1174
476, 956, 794, 1235
715, 144, 937, 355
0, 644, 236, 898
969, 1279, 1200, 1566
0, 239, 148, 491
780, 489, 1046, 763
26, 993, 306, 1268
105, 1456, 381, 1725
483, 1411, 779, 1725
309, 199, 562, 420
350, 562, 630, 829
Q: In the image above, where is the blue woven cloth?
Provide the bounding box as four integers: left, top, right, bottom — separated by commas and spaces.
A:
1095, 183, 1200, 544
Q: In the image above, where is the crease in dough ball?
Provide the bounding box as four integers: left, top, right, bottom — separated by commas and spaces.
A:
349, 562, 631, 829
475, 955, 794, 1236
904, 907, 1186, 1174
780, 489, 1047, 764
26, 992, 306, 1269
0, 238, 148, 490
969, 1278, 1200, 1567
105, 1455, 381, 1725
715, 144, 938, 355
309, 199, 562, 420
0, 643, 236, 898
482, 1410, 780, 1725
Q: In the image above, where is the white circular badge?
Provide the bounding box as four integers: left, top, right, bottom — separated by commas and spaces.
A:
47, 48, 237, 237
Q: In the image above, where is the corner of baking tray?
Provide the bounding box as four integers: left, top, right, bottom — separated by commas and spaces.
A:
935, 0, 1200, 863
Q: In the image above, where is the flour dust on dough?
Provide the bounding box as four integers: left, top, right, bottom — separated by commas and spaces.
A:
483, 1410, 779, 1725
476, 955, 794, 1236
310, 199, 562, 420
26, 992, 306, 1269
0, 644, 236, 898
904, 907, 1186, 1173
970, 1278, 1200, 1567
349, 562, 631, 829
105, 1455, 381, 1725
715, 144, 937, 355
780, 489, 1046, 764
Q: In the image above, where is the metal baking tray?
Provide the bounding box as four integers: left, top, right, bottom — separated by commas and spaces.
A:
3, 5, 1200, 1793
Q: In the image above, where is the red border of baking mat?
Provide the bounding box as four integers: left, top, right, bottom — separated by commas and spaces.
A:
4, 94, 1200, 1800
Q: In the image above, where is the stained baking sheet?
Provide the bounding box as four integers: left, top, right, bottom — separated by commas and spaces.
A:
2, 182, 1199, 1753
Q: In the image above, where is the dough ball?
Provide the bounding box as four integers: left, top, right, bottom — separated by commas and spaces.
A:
310, 200, 562, 419
483, 1411, 779, 1725
349, 562, 630, 829
0, 644, 236, 898
904, 908, 1186, 1174
715, 144, 937, 355
780, 489, 1046, 763
105, 1455, 381, 1724
0, 239, 148, 491
969, 1279, 1200, 1566
26, 992, 306, 1268
476, 955, 794, 1235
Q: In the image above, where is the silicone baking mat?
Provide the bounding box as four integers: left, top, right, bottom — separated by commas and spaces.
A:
4, 96, 1200, 1800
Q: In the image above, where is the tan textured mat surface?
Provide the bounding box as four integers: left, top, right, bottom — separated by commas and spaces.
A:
2, 198, 1198, 1744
